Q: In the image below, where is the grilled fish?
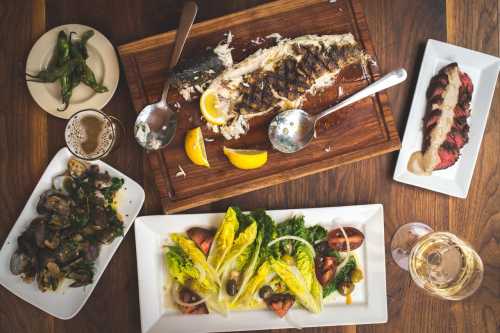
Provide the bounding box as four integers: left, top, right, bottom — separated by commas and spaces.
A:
202, 33, 369, 140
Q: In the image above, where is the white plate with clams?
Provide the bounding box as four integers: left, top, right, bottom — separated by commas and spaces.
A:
134, 205, 387, 333
0, 147, 144, 319
26, 24, 119, 119
393, 39, 500, 198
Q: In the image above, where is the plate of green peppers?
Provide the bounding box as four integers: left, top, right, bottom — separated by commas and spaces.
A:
26, 24, 119, 119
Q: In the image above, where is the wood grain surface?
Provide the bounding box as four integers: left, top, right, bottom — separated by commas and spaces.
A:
118, 0, 400, 213
0, 1, 498, 333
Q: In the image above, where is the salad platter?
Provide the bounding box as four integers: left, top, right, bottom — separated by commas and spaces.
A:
134, 204, 387, 333
118, 0, 400, 213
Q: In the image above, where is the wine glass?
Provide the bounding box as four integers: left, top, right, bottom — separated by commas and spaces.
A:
391, 223, 484, 301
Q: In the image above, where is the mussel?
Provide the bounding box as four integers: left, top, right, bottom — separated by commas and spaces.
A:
82, 242, 100, 261
67, 268, 93, 287
55, 241, 81, 264
92, 207, 109, 230
37, 190, 72, 217
95, 228, 116, 244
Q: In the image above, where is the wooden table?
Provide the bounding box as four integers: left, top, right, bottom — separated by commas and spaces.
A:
0, 0, 498, 332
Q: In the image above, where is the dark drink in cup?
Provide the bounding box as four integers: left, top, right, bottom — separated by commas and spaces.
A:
65, 109, 117, 160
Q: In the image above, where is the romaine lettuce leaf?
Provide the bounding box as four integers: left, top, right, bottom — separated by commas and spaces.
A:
164, 245, 217, 295
235, 244, 253, 272
231, 260, 271, 307
231, 230, 263, 305
269, 257, 321, 313
208, 207, 239, 271
218, 221, 257, 274
296, 245, 323, 311
164, 245, 198, 285
295, 245, 314, 290
171, 233, 220, 288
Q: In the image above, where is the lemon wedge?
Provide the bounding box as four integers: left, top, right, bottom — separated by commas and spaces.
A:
185, 127, 210, 167
223, 147, 268, 170
200, 89, 227, 125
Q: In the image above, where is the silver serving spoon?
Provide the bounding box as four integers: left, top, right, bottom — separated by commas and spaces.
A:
268, 68, 407, 153
134, 1, 198, 150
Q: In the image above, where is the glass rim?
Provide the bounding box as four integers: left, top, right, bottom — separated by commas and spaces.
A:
64, 108, 116, 161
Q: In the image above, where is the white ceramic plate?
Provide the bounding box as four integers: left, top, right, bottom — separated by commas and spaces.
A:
0, 147, 145, 319
26, 24, 119, 119
394, 39, 500, 198
135, 204, 387, 333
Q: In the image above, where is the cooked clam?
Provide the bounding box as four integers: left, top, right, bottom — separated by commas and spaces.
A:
10, 251, 31, 275
94, 172, 112, 189
10, 158, 124, 291
47, 214, 71, 230
68, 159, 88, 178
52, 175, 74, 195
37, 262, 63, 292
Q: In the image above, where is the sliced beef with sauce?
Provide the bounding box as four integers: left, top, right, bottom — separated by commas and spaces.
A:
408, 62, 473, 175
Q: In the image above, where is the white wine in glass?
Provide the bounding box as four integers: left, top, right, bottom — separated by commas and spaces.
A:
391, 224, 483, 301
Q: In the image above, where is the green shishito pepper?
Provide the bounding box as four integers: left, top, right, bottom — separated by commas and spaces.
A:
26, 29, 108, 111
58, 32, 73, 111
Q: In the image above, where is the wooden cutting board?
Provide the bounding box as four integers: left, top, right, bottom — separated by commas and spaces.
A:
118, 0, 400, 213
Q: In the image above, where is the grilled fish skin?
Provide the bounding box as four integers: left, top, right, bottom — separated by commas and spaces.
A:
204, 33, 369, 140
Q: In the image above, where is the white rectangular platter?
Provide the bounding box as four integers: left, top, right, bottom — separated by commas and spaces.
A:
0, 147, 145, 319
135, 204, 387, 333
394, 39, 500, 198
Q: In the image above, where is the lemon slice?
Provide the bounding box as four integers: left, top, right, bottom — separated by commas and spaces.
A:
223, 147, 268, 170
185, 127, 210, 167
200, 89, 227, 125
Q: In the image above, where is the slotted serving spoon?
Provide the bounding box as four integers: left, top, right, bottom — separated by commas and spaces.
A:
268, 68, 407, 153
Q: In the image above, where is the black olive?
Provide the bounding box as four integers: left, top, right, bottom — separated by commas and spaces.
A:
226, 279, 238, 296
315, 241, 330, 255
258, 285, 273, 300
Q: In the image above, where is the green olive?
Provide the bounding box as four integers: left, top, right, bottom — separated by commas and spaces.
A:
351, 268, 364, 283
337, 281, 355, 296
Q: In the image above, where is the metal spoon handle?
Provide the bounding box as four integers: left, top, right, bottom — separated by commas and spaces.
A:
312, 68, 407, 123
160, 1, 198, 104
